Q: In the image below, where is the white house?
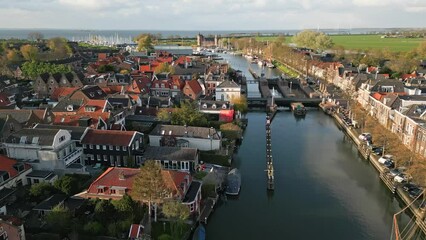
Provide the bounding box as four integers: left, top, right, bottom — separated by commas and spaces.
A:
149, 125, 221, 151
215, 80, 241, 102
142, 146, 199, 172
3, 128, 84, 173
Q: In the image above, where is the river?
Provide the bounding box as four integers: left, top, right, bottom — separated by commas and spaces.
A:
206, 54, 420, 240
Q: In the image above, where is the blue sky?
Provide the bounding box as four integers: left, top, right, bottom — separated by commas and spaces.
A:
0, 0, 425, 30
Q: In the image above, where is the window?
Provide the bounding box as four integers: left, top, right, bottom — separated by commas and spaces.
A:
123, 146, 127, 151
116, 146, 120, 151
103, 145, 107, 150
110, 189, 116, 194
34, 179, 39, 184
96, 145, 100, 150
59, 136, 66, 142
103, 155, 108, 161
89, 144, 93, 149
83, 144, 87, 149
97, 154, 101, 161
110, 156, 115, 165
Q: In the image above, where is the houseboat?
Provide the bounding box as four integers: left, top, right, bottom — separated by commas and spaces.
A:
291, 102, 307, 116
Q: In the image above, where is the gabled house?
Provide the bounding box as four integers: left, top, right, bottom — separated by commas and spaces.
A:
81, 129, 143, 167
3, 128, 84, 173
33, 72, 83, 98
69, 85, 108, 101
142, 146, 199, 172
0, 115, 23, 143
183, 79, 203, 100
401, 104, 426, 149
215, 80, 241, 101
0, 216, 26, 240
0, 109, 46, 127
149, 125, 221, 151
76, 167, 201, 213
0, 156, 32, 190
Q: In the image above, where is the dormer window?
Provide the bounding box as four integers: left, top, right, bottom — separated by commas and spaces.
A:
85, 106, 96, 112
89, 93, 95, 97
97, 90, 102, 95
222, 104, 227, 109
202, 104, 207, 109
212, 104, 217, 109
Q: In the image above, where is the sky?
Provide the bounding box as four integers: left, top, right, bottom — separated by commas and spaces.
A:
0, 0, 425, 30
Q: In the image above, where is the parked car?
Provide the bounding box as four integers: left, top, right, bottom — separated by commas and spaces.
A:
383, 159, 395, 169
389, 168, 402, 177
403, 183, 419, 192
372, 146, 384, 155
359, 133, 372, 141
378, 154, 393, 164
409, 188, 423, 199
394, 173, 410, 183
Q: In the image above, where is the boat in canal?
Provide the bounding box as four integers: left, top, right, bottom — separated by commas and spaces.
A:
225, 168, 241, 195
192, 224, 206, 240
291, 102, 307, 116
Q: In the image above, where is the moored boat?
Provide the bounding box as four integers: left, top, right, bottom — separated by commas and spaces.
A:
225, 168, 241, 195
192, 224, 206, 240
291, 102, 307, 116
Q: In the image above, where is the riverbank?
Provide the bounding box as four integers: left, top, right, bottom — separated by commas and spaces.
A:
325, 105, 426, 237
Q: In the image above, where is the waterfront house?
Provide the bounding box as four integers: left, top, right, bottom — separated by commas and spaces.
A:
149, 124, 221, 151
81, 129, 143, 167
142, 146, 199, 172
3, 128, 84, 173
198, 100, 234, 122
76, 166, 201, 214
215, 80, 241, 102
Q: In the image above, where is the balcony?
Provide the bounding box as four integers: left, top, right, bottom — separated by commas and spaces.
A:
62, 148, 83, 166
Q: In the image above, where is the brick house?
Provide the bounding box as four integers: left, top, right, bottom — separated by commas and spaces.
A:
183, 79, 203, 100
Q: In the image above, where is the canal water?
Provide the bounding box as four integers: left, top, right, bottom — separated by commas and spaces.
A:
207, 54, 418, 240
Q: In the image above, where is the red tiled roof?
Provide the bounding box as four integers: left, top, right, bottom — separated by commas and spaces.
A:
51, 87, 79, 101
402, 73, 417, 80
372, 92, 384, 101
53, 112, 110, 128
78, 99, 107, 113
32, 109, 46, 121
162, 170, 191, 197
87, 167, 139, 195
0, 155, 31, 178
185, 79, 202, 96
81, 129, 137, 146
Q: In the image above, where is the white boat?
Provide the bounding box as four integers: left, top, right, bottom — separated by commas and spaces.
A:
225, 168, 241, 195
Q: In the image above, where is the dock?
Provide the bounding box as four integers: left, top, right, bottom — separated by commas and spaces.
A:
199, 195, 219, 224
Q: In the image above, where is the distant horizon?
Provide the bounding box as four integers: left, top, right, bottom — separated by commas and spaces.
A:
1, 27, 425, 31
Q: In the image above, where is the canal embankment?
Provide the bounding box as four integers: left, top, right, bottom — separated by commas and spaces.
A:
326, 105, 426, 236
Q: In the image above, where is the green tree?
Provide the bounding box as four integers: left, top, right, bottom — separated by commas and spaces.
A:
131, 160, 169, 222
54, 175, 79, 195
162, 200, 190, 240
94, 199, 117, 223
5, 49, 22, 63
134, 34, 154, 52
230, 95, 248, 114
417, 40, 426, 58
83, 221, 104, 235
155, 62, 175, 74
293, 30, 334, 52
47, 37, 72, 58
20, 44, 39, 61
29, 182, 55, 200
167, 100, 208, 126
157, 108, 172, 122
28, 32, 44, 42
46, 205, 72, 237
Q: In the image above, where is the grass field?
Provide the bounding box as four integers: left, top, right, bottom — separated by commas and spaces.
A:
256, 35, 424, 52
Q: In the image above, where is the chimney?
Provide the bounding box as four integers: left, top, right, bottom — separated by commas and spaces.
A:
118, 170, 125, 180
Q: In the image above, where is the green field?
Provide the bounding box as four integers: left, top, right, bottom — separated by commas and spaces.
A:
256, 35, 424, 52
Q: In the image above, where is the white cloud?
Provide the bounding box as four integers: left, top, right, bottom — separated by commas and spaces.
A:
0, 0, 424, 29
